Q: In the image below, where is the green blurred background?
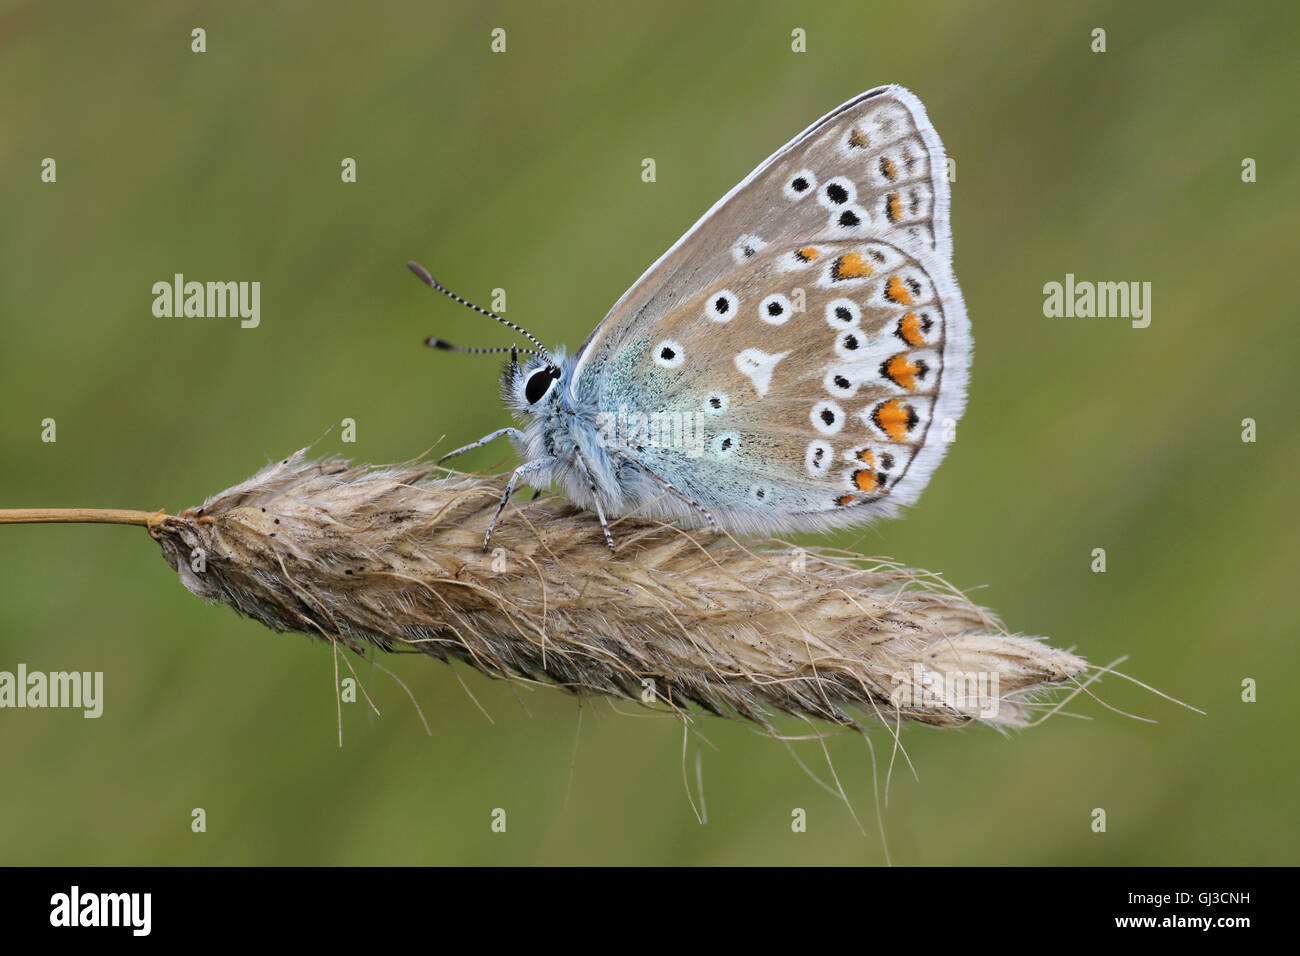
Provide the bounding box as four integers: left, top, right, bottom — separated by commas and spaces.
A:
1, 0, 1296, 865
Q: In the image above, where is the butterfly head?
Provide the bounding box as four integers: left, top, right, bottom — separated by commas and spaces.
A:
502, 348, 569, 414
409, 260, 571, 415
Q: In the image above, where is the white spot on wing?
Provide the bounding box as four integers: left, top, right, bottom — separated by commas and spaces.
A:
805, 440, 834, 476
865, 103, 911, 145
758, 293, 792, 325
734, 348, 788, 398
828, 204, 870, 236
653, 339, 684, 368
834, 328, 865, 359
824, 369, 858, 398
811, 400, 845, 435
731, 234, 767, 263
783, 169, 818, 200
713, 432, 739, 459
776, 248, 820, 272
705, 290, 738, 323
817, 176, 857, 209
826, 298, 861, 328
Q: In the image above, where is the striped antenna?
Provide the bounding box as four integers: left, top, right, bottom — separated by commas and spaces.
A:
424, 338, 537, 359
407, 261, 554, 364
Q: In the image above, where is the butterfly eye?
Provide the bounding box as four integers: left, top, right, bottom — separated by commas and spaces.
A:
524, 366, 561, 405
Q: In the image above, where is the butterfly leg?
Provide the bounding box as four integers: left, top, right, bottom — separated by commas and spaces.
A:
573, 448, 617, 553
616, 454, 720, 532
484, 456, 554, 551
438, 427, 524, 465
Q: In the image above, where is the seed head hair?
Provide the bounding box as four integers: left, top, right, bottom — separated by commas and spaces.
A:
136, 448, 1090, 731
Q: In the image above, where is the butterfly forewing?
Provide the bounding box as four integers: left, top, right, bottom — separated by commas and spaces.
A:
571, 85, 970, 533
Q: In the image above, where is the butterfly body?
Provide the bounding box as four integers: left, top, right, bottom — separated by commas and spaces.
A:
429, 85, 970, 548
498, 349, 717, 538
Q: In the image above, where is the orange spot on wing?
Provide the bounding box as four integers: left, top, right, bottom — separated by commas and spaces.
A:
885, 275, 913, 304
884, 353, 921, 390
855, 447, 875, 466
836, 494, 857, 507
796, 246, 820, 262
887, 192, 903, 222
832, 251, 873, 281
881, 157, 898, 181
853, 469, 880, 492
874, 399, 911, 441
899, 313, 927, 346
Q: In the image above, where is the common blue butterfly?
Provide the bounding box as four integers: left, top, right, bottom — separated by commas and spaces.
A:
412, 86, 970, 551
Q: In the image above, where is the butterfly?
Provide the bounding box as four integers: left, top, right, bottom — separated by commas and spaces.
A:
411, 85, 970, 551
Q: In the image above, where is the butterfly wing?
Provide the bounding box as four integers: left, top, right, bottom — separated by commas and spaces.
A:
572, 85, 970, 533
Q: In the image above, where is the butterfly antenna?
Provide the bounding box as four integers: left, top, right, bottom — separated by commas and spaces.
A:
424, 338, 538, 358
407, 261, 554, 364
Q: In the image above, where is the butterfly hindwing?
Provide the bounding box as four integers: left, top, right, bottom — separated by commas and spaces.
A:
596, 239, 955, 531
571, 85, 970, 533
